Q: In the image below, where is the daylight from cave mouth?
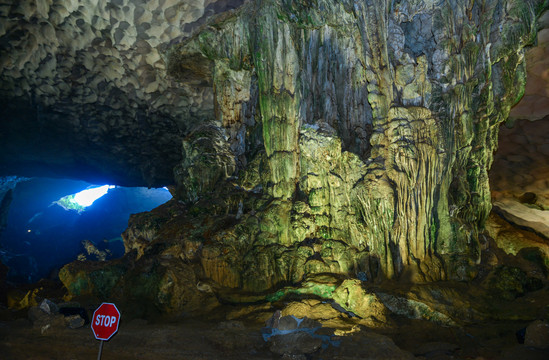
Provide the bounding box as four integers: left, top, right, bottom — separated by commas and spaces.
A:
55, 185, 116, 212
1, 0, 549, 359
1, 178, 172, 284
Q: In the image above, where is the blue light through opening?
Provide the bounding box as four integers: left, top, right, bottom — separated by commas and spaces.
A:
0, 178, 173, 283
55, 185, 115, 212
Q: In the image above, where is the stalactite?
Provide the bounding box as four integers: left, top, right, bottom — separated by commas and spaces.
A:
147, 0, 547, 289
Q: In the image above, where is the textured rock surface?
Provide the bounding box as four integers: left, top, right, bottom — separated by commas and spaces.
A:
4, 0, 549, 322
173, 123, 236, 202
489, 117, 549, 273
485, 212, 549, 276
332, 279, 388, 323
493, 198, 549, 238
268, 331, 322, 355
525, 320, 549, 349
509, 10, 549, 121
58, 242, 220, 317
0, 0, 248, 186
491, 118, 549, 209
0, 176, 25, 236
482, 265, 543, 301
164, 0, 545, 283
320, 331, 415, 360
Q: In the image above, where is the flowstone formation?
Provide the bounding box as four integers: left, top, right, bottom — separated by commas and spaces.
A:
167, 0, 544, 281
58, 0, 548, 317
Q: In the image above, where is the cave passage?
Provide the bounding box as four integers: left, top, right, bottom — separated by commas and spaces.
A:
0, 178, 172, 284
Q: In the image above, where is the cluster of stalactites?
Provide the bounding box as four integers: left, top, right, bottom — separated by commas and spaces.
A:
168, 0, 544, 281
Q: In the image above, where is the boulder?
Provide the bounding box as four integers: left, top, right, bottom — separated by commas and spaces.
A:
265, 310, 282, 328
525, 320, 549, 349
268, 331, 322, 356
493, 199, 549, 239
298, 317, 322, 330
277, 316, 299, 331
376, 292, 456, 326
332, 279, 389, 324
519, 192, 538, 205
113, 256, 220, 317
59, 259, 129, 299
281, 300, 341, 321
65, 314, 85, 329
484, 212, 549, 276
59, 306, 89, 325
39, 299, 59, 315
320, 330, 415, 360
483, 266, 543, 301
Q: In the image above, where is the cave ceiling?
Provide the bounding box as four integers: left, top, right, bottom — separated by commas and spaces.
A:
0, 0, 548, 191
0, 0, 248, 187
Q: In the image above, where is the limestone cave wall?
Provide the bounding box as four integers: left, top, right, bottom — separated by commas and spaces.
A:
0, 0, 247, 186
1, 0, 548, 314
164, 0, 545, 284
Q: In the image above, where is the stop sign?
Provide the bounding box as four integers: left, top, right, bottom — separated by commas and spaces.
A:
91, 303, 120, 341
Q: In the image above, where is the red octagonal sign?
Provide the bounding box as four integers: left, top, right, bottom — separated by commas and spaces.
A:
91, 303, 120, 341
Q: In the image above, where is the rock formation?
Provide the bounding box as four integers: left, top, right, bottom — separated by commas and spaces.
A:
1, 0, 549, 320
0, 0, 247, 186
163, 0, 545, 286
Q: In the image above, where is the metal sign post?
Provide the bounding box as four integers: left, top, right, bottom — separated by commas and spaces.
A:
97, 340, 104, 360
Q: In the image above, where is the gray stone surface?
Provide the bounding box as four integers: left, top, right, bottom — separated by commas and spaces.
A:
65, 314, 85, 329
276, 315, 299, 331
268, 331, 322, 355
39, 299, 59, 315
0, 0, 248, 186
525, 320, 549, 349
493, 199, 549, 238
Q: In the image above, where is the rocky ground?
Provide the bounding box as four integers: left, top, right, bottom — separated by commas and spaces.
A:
0, 309, 548, 360
1, 277, 549, 360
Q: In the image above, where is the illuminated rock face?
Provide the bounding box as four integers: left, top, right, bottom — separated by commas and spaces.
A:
164, 0, 544, 284
5, 0, 543, 311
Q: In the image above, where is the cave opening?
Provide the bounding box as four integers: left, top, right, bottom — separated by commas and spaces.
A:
0, 177, 172, 284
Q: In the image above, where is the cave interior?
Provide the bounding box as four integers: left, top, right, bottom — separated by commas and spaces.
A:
1, 0, 549, 359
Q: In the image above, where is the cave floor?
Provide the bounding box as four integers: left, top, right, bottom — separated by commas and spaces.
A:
2, 271, 549, 359
1, 311, 548, 359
